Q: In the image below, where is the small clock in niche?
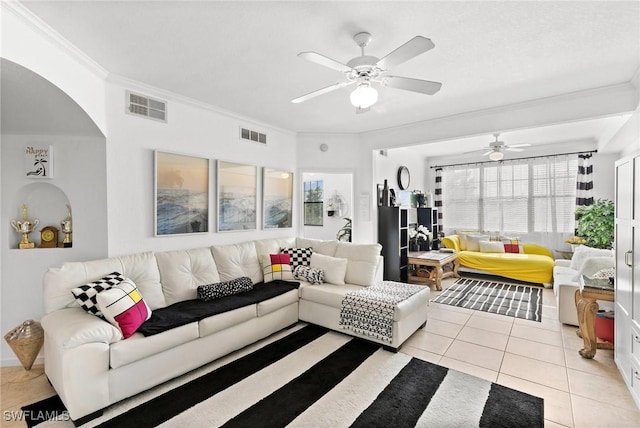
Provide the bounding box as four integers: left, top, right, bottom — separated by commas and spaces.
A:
40, 226, 59, 248
397, 166, 410, 190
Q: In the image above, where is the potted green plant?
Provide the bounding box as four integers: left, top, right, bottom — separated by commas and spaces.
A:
575, 199, 615, 249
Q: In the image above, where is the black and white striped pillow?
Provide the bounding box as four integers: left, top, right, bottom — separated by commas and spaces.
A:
71, 272, 125, 317
281, 247, 313, 268
293, 265, 325, 285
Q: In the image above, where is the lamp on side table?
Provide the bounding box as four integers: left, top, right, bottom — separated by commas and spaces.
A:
4, 320, 44, 382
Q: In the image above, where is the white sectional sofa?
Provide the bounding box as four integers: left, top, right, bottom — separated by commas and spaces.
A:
552, 246, 615, 325
41, 237, 430, 424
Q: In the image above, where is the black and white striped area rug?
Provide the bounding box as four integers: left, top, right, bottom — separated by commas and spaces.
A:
432, 278, 543, 322
24, 325, 543, 428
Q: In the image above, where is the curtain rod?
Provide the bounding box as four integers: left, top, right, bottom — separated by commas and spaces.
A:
430, 149, 598, 169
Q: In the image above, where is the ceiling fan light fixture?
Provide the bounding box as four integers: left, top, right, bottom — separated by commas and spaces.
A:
489, 151, 504, 161
350, 83, 378, 109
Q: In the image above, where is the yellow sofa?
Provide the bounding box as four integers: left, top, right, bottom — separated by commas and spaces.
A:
442, 235, 555, 284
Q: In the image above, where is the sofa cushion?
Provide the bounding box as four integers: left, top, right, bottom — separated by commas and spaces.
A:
334, 242, 382, 286
155, 247, 221, 305
281, 247, 313, 268
293, 265, 325, 284
256, 289, 299, 316
70, 272, 124, 317
260, 254, 294, 282
572, 256, 616, 281
198, 305, 256, 338
254, 237, 296, 258
110, 322, 199, 369
211, 241, 262, 284
569, 245, 614, 270
296, 237, 338, 256
299, 283, 365, 308
96, 279, 152, 339
479, 241, 505, 254
466, 234, 490, 251
310, 253, 348, 285
197, 277, 253, 301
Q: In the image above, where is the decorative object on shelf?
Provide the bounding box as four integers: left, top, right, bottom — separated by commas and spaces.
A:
4, 320, 44, 382
155, 151, 209, 235
409, 224, 430, 251
39, 226, 59, 248
575, 199, 615, 249
217, 160, 257, 232
24, 145, 53, 178
60, 204, 73, 247
397, 166, 410, 190
337, 218, 352, 242
389, 188, 397, 207
11, 204, 39, 249
262, 168, 293, 229
381, 180, 389, 207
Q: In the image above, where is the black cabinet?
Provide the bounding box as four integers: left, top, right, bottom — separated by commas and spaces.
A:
416, 207, 439, 241
378, 206, 409, 282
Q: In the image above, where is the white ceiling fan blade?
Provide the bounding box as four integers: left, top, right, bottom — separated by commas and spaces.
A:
376, 36, 435, 70
481, 150, 493, 156
508, 143, 531, 148
505, 147, 525, 152
298, 52, 353, 73
291, 81, 353, 104
384, 76, 442, 95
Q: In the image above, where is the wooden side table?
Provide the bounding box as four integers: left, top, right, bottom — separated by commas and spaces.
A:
575, 275, 614, 359
408, 251, 459, 291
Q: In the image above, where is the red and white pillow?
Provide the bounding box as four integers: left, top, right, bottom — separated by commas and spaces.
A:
96, 278, 152, 339
261, 254, 294, 282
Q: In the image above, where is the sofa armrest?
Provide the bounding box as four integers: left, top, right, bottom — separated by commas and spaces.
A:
41, 308, 122, 349
555, 259, 572, 268
442, 235, 461, 252
522, 243, 553, 258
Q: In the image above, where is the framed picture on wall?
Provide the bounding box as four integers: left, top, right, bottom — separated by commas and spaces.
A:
262, 168, 293, 229
155, 151, 209, 235
217, 161, 257, 231
25, 145, 53, 178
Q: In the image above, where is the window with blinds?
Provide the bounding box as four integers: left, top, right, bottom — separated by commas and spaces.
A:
442, 155, 578, 234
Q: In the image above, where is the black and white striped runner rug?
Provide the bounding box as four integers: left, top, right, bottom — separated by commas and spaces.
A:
25, 324, 543, 427
431, 278, 543, 322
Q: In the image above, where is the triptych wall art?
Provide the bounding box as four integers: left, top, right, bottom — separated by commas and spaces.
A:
154, 151, 293, 236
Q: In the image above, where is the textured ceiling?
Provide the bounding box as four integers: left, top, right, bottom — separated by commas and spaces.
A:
20, 1, 640, 137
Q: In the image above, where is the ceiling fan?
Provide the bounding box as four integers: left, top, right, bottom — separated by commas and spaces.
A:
482, 133, 531, 161
291, 32, 442, 113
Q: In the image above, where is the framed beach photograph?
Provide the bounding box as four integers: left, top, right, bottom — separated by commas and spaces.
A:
262, 168, 293, 229
217, 161, 257, 231
155, 151, 209, 236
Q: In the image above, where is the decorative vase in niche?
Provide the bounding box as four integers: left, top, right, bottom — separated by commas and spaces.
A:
382, 180, 389, 207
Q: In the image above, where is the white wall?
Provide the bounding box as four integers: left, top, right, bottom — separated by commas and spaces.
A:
301, 172, 352, 241
104, 80, 298, 256
375, 148, 429, 200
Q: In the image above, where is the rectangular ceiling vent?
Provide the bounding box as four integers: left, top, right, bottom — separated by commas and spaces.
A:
240, 126, 267, 144
127, 91, 167, 122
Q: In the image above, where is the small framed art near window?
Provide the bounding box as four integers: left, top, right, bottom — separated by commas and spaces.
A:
263, 168, 293, 229
155, 151, 209, 235
218, 161, 257, 231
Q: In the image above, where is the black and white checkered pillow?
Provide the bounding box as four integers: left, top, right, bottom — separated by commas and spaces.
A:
281, 247, 313, 268
197, 277, 253, 301
71, 272, 124, 317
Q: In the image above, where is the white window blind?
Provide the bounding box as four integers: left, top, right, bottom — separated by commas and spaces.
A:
442, 155, 578, 236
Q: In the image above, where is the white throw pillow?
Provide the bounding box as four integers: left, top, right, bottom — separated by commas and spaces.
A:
466, 234, 490, 252
310, 253, 348, 285
479, 241, 505, 253
569, 246, 614, 270
572, 256, 616, 282
458, 231, 478, 251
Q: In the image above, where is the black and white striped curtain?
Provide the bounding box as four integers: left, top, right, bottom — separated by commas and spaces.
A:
576, 153, 594, 208
435, 168, 443, 234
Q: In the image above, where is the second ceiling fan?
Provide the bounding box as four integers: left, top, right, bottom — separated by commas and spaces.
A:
292, 32, 442, 112
481, 133, 531, 161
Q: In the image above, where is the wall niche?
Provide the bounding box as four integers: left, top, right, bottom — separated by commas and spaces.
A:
9, 182, 72, 250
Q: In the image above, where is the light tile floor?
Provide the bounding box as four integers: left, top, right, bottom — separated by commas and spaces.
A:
400, 276, 640, 428
1, 277, 639, 427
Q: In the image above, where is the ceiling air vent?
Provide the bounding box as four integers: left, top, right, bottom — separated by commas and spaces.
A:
240, 126, 267, 144
127, 91, 167, 122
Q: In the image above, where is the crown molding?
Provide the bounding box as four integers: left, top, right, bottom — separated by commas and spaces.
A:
106, 73, 296, 137
2, 1, 108, 79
